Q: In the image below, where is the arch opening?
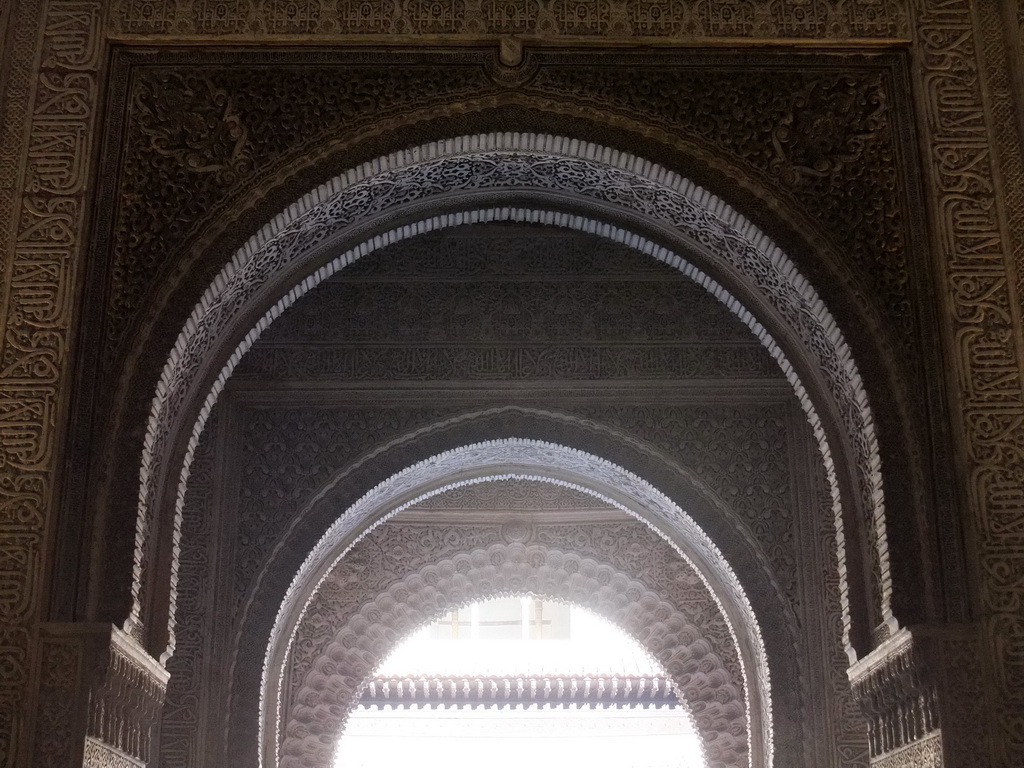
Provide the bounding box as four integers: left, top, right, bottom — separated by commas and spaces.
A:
334, 596, 707, 768
264, 440, 770, 768
131, 135, 890, 673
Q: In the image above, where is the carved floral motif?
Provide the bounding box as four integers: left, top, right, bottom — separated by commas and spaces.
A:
237, 227, 777, 381
529, 66, 909, 330
133, 73, 249, 176
235, 403, 798, 610
33, 626, 167, 767
850, 632, 939, 759
158, 413, 217, 768
870, 733, 942, 768
108, 60, 912, 357
128, 145, 886, 667
3, 2, 1022, 767
915, 0, 1024, 762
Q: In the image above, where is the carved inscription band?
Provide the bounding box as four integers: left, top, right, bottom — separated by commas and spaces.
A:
0, 1, 102, 763
262, 439, 773, 768
104, 0, 910, 40
915, 1, 1024, 761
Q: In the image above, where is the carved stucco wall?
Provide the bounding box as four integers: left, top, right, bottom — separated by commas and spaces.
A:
104, 0, 912, 39
237, 227, 778, 383
2, 2, 1023, 766
223, 402, 848, 768
284, 517, 745, 717
166, 394, 860, 768
0, 2, 105, 765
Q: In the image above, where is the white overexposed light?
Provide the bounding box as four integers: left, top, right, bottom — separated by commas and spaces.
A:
337, 706, 705, 768
333, 598, 707, 768
376, 600, 659, 678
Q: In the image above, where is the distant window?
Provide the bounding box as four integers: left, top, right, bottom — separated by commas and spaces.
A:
425, 596, 570, 641
336, 597, 707, 768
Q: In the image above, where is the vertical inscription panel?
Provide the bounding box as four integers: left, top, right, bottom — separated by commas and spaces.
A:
914, 0, 1024, 765
0, 1, 102, 765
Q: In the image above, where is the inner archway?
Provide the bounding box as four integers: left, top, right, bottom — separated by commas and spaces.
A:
151, 219, 870, 768
335, 596, 706, 768
264, 442, 770, 768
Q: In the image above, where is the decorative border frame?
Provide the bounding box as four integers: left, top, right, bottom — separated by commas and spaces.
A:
1, 0, 1021, 764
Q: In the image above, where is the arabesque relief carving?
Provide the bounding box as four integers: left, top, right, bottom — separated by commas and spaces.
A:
234, 403, 798, 611
105, 0, 910, 40
238, 228, 778, 382
850, 632, 939, 759
159, 413, 218, 768
2, 0, 1023, 766
108, 58, 912, 359
126, 153, 889, 671
158, 235, 837, 767
914, 1, 1024, 761
201, 407, 846, 767
870, 735, 943, 768
33, 625, 168, 768
287, 521, 744, 701
0, 1, 103, 763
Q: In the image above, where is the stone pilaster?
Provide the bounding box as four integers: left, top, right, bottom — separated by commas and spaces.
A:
850, 626, 987, 768
31, 624, 168, 768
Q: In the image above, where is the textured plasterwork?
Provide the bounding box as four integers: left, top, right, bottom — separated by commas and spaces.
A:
237, 227, 778, 382
262, 439, 773, 768
3, 1, 1023, 765
281, 543, 747, 768
212, 399, 812, 768
0, 1, 104, 761
911, 2, 1024, 762
132, 135, 886, 670
105, 0, 910, 40
286, 518, 744, 710
870, 733, 942, 768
